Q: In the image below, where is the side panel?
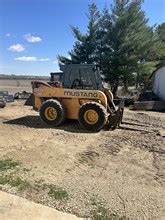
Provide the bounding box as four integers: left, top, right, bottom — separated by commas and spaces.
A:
34, 96, 42, 111
61, 98, 102, 119
33, 85, 108, 119
61, 98, 80, 119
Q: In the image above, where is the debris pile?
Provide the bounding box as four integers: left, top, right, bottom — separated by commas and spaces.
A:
14, 91, 31, 100
0, 91, 14, 108
133, 90, 165, 111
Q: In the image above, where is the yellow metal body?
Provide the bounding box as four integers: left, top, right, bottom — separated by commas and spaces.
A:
33, 81, 108, 120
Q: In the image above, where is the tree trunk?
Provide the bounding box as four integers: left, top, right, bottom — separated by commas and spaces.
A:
123, 78, 128, 93
135, 72, 139, 89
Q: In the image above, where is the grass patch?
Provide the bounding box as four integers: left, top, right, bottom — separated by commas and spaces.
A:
0, 159, 20, 172
0, 174, 32, 191
0, 159, 69, 201
10, 176, 32, 191
48, 184, 68, 200
91, 205, 127, 220
33, 181, 48, 192
33, 181, 68, 200
0, 174, 11, 185
0, 174, 68, 200
90, 198, 127, 220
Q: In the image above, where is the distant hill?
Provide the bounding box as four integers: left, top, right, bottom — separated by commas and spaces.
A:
0, 74, 49, 80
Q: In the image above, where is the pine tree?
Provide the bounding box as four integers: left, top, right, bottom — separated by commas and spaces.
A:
100, 0, 156, 93
156, 23, 165, 42
154, 23, 165, 66
136, 23, 165, 87
58, 0, 164, 94
58, 3, 100, 64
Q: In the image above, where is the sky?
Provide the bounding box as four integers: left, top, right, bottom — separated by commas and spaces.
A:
0, 0, 165, 76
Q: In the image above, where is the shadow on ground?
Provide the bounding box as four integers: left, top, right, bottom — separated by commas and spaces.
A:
3, 115, 96, 134
3, 115, 153, 134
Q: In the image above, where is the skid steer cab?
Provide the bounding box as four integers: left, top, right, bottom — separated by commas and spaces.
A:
31, 64, 124, 131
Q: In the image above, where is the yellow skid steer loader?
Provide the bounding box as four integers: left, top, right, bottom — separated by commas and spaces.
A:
31, 64, 124, 131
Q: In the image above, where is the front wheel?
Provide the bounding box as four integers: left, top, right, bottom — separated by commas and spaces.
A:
78, 102, 108, 131
39, 99, 65, 126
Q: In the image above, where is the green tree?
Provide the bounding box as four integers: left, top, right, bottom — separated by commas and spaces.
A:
136, 23, 165, 88
58, 1, 165, 95
154, 23, 165, 66
100, 0, 157, 93
58, 3, 100, 64
156, 23, 165, 42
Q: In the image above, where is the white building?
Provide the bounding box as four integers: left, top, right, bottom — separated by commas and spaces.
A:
153, 66, 165, 101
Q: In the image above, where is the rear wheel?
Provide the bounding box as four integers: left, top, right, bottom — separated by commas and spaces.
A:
78, 102, 108, 131
40, 99, 65, 126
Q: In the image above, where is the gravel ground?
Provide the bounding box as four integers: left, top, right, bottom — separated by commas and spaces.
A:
0, 101, 165, 219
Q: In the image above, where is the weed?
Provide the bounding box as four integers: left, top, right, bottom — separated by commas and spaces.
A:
23, 168, 31, 172
91, 205, 127, 220
48, 184, 68, 200
0, 174, 69, 200
10, 176, 32, 191
33, 181, 68, 200
0, 174, 11, 185
0, 159, 68, 200
0, 159, 20, 172
90, 200, 127, 220
33, 181, 48, 192
0, 174, 32, 191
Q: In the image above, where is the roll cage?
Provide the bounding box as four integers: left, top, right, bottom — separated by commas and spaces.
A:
49, 64, 103, 90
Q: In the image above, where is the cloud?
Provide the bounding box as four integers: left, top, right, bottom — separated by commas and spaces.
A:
14, 56, 37, 61
24, 33, 42, 43
14, 56, 50, 62
40, 58, 49, 61
8, 44, 25, 52
53, 60, 58, 64
6, 33, 11, 37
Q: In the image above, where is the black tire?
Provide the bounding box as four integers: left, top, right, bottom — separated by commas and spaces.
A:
39, 99, 65, 126
78, 102, 108, 131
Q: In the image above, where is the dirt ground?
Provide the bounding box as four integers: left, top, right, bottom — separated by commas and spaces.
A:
0, 100, 165, 219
